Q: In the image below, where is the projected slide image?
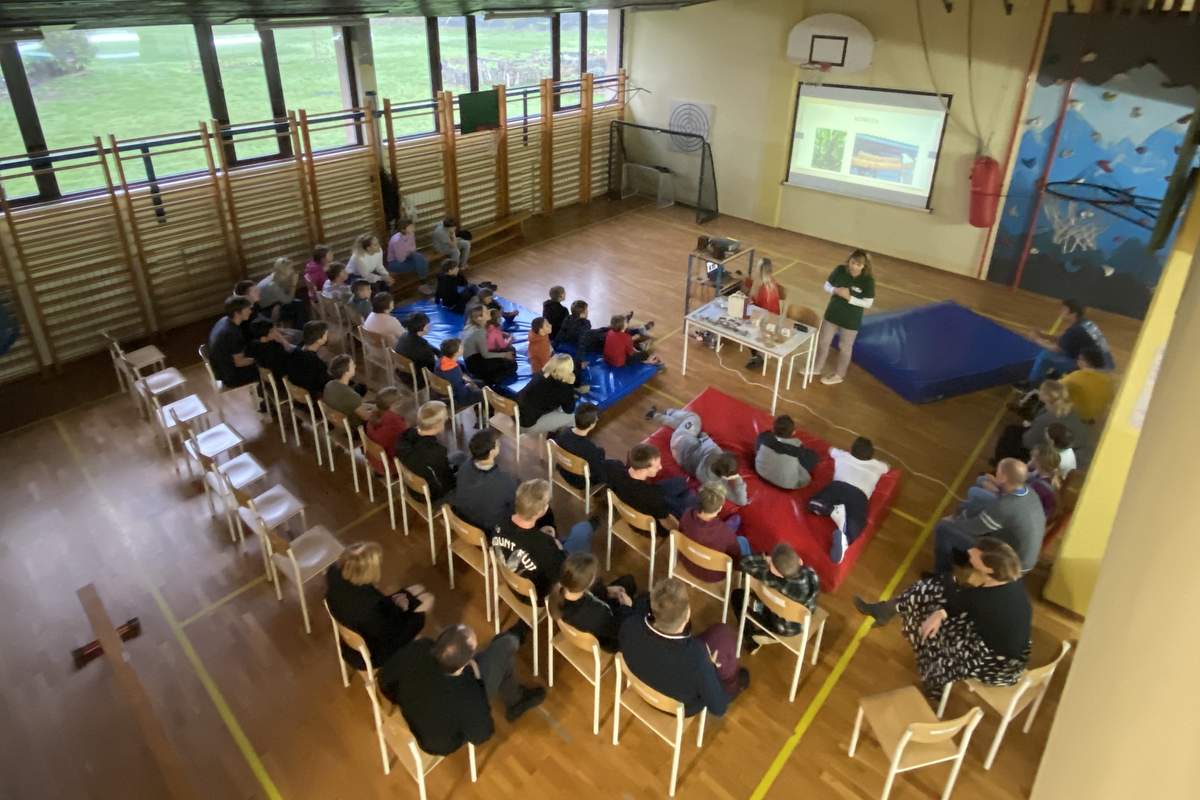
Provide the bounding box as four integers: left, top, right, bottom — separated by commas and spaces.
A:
849, 134, 918, 185
811, 128, 847, 172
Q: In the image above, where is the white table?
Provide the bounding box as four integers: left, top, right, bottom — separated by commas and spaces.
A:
681, 298, 817, 414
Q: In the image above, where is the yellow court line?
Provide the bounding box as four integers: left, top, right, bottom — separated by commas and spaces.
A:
335, 503, 386, 535
180, 575, 268, 628
53, 419, 283, 800
641, 383, 689, 409
749, 400, 1009, 800
890, 507, 925, 527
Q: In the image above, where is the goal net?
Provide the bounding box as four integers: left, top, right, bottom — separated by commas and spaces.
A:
606, 121, 718, 224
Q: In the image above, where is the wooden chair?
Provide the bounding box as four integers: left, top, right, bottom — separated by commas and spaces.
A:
667, 530, 736, 623
849, 686, 983, 800
247, 505, 343, 634
784, 303, 822, 391
606, 489, 661, 584
936, 640, 1071, 770
483, 386, 523, 463
396, 458, 443, 564
391, 350, 425, 406
546, 438, 605, 514
280, 377, 323, 466
491, 553, 546, 677
198, 343, 257, 419
733, 575, 828, 702
442, 506, 493, 622
148, 392, 209, 460
361, 676, 477, 795
359, 327, 394, 388
257, 367, 293, 444
360, 433, 402, 529
198, 450, 267, 543
324, 599, 378, 690
612, 653, 707, 797
548, 615, 613, 735
232, 477, 307, 551
316, 399, 362, 494
100, 329, 164, 395
423, 367, 481, 449
121, 355, 188, 421
315, 294, 352, 353
172, 407, 245, 478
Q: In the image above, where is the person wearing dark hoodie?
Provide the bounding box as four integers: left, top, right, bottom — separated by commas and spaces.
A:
754, 414, 820, 490
396, 400, 460, 503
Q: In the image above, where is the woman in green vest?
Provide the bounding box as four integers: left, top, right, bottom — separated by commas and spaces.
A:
814, 249, 875, 386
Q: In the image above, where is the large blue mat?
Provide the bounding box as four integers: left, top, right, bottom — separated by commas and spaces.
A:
392, 297, 661, 411
852, 301, 1042, 404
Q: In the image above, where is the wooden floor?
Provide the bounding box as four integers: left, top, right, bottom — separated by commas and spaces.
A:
0, 198, 1142, 800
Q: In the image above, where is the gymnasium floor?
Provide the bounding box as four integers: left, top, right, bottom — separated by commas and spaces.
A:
0, 197, 1141, 799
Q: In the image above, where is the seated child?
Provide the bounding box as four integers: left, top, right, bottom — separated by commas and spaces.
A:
485, 309, 515, 353
550, 403, 610, 490
365, 386, 408, 474
321, 262, 352, 304
732, 542, 819, 652
647, 405, 748, 505
347, 279, 372, 322
550, 552, 637, 653
432, 338, 483, 409
1046, 422, 1077, 480
528, 316, 553, 374
465, 287, 518, 324
754, 414, 819, 490
807, 437, 889, 564
543, 286, 568, 339
603, 315, 662, 368
435, 264, 485, 313
1026, 444, 1061, 518
678, 483, 749, 583
555, 299, 591, 349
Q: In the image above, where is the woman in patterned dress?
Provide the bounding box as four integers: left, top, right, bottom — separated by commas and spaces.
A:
854, 537, 1031, 699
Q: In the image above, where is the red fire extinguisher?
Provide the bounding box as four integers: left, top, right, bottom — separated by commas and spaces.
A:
969, 155, 1002, 228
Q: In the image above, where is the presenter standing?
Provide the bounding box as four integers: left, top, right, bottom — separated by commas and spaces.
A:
813, 249, 875, 386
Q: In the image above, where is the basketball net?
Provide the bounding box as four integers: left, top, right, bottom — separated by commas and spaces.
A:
800, 61, 834, 86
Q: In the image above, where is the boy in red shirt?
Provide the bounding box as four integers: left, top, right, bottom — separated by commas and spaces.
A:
366, 386, 409, 474
603, 315, 662, 368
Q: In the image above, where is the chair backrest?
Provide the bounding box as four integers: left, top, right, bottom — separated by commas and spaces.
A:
1020, 640, 1072, 695
170, 407, 200, 448
671, 530, 731, 578
744, 575, 814, 627
608, 489, 656, 534
239, 497, 292, 555
547, 438, 589, 480
423, 368, 453, 403
282, 376, 314, 408
318, 399, 351, 435
493, 552, 538, 603
395, 458, 432, 501
100, 329, 123, 357
555, 616, 602, 655
360, 432, 394, 480
785, 304, 822, 329
443, 506, 488, 549
360, 328, 391, 366
484, 386, 517, 419
617, 653, 683, 717
906, 707, 983, 745
391, 350, 420, 385
326, 601, 377, 678
257, 367, 281, 401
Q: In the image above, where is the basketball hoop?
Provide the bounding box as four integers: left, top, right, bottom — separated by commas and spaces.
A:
800, 61, 835, 86
1044, 181, 1163, 230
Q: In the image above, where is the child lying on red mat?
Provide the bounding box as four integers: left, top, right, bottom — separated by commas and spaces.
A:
806, 436, 889, 565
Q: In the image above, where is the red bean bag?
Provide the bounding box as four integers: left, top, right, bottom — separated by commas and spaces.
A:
645, 387, 901, 590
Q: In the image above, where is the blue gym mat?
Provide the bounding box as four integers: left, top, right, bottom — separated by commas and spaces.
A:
392, 297, 661, 410
852, 301, 1042, 404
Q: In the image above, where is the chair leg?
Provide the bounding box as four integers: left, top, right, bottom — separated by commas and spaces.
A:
468, 742, 477, 782
483, 557, 492, 622
547, 638, 555, 688
325, 430, 336, 474
333, 627, 350, 688
848, 705, 864, 757
983, 711, 1014, 770
427, 517, 438, 565
696, 707, 707, 746
811, 618, 826, 665
1023, 685, 1050, 733
788, 648, 804, 703
942, 751, 968, 800
668, 725, 682, 797
290, 409, 302, 447
349, 449, 360, 494
415, 761, 427, 800
276, 399, 288, 444
297, 570, 312, 634
592, 669, 601, 735
880, 760, 899, 800
531, 609, 540, 677
936, 682, 953, 719
611, 671, 622, 745
446, 538, 456, 590
386, 484, 396, 531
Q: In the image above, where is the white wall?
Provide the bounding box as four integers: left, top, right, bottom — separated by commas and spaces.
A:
625, 0, 1053, 275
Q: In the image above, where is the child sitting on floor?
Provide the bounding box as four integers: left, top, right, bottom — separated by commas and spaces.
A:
433, 338, 483, 409
435, 263, 470, 312
807, 436, 889, 565
528, 316, 553, 374
604, 315, 662, 368
347, 279, 372, 322
755, 414, 819, 490
543, 286, 568, 339
486, 309, 515, 353
365, 386, 408, 474
555, 299, 591, 349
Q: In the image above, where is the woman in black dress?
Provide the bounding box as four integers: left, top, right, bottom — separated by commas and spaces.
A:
550, 552, 637, 653
325, 542, 434, 669
854, 537, 1031, 699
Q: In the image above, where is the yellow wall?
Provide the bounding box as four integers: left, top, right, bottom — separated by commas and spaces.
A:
1043, 190, 1200, 614
625, 0, 1052, 274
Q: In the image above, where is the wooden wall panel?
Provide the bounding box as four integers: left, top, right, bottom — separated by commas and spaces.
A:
0, 229, 42, 383
551, 111, 584, 210
591, 107, 620, 199
311, 148, 383, 258
391, 135, 447, 243
507, 119, 542, 217
226, 160, 312, 281
455, 131, 499, 231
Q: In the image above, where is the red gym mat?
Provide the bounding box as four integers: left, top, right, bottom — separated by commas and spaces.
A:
645, 387, 902, 591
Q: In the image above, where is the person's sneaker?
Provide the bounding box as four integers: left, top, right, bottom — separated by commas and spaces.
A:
643, 320, 656, 332
829, 528, 848, 564
746, 355, 763, 370
625, 310, 635, 322
853, 595, 897, 627
820, 374, 844, 386
504, 686, 546, 722
644, 405, 659, 421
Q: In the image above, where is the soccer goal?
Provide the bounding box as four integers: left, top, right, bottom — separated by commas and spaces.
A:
606, 120, 718, 224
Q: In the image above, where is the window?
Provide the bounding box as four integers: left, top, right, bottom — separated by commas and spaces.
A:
438, 18, 471, 96
212, 24, 279, 161
475, 14, 552, 120
274, 26, 353, 152
17, 26, 211, 193
370, 17, 436, 137
587, 10, 618, 76
0, 68, 38, 200
559, 13, 581, 109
